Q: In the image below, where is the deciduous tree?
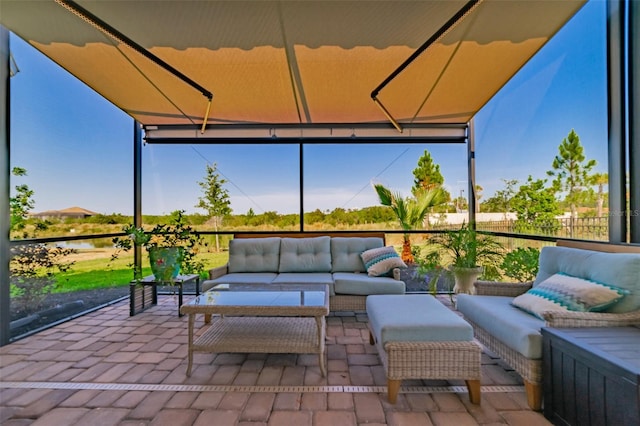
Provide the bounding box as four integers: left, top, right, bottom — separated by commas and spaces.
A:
9, 167, 75, 309
481, 179, 518, 215
196, 163, 232, 251
511, 176, 561, 235
10, 167, 34, 235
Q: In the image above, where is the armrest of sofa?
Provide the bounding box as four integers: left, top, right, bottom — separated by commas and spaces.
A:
541, 310, 640, 328
392, 268, 401, 281
474, 280, 533, 297
208, 264, 229, 280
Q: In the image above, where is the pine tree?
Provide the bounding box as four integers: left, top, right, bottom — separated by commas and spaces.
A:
547, 129, 597, 219
412, 150, 449, 196
411, 149, 450, 215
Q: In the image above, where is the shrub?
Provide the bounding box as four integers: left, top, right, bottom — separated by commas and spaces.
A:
501, 247, 540, 282
10, 243, 76, 311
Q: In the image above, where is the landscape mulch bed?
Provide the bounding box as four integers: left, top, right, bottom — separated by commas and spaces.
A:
9, 286, 130, 340
400, 265, 454, 293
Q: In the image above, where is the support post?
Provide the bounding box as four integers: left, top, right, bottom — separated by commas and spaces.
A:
133, 121, 142, 276
0, 27, 10, 346
606, 0, 627, 242
467, 121, 476, 227
299, 142, 304, 232
629, 0, 640, 243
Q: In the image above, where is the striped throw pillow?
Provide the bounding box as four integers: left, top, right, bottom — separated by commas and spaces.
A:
360, 246, 407, 277
511, 273, 629, 319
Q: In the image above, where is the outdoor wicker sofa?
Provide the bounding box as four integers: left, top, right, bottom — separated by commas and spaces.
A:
456, 239, 640, 411
202, 232, 406, 311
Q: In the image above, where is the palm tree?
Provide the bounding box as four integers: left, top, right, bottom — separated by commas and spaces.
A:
374, 183, 445, 263
590, 172, 608, 218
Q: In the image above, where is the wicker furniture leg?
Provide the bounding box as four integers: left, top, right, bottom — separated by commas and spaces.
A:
378, 341, 482, 404
315, 315, 327, 377
524, 380, 542, 411
466, 379, 481, 404
186, 313, 195, 376
468, 318, 542, 410
387, 379, 401, 404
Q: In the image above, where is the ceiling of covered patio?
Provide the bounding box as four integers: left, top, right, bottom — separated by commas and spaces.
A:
0, 0, 586, 139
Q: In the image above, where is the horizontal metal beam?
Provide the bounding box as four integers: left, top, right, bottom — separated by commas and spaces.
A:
144, 123, 468, 143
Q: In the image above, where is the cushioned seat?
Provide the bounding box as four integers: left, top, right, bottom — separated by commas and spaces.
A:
333, 272, 405, 296
367, 295, 473, 344
456, 295, 544, 358
272, 273, 334, 292
202, 272, 277, 291
366, 294, 480, 405
455, 243, 640, 411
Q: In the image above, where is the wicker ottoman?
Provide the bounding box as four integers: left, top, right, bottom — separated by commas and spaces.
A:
366, 295, 481, 404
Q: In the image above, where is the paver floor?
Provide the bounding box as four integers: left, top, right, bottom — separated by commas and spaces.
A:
0, 295, 551, 425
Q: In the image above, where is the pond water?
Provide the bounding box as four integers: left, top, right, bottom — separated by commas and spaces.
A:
51, 241, 97, 249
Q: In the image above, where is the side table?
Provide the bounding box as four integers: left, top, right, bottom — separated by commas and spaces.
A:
130, 274, 200, 316
542, 327, 640, 426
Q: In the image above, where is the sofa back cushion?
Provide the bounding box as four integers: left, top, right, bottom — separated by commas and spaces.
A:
535, 246, 640, 313
330, 237, 383, 272
279, 236, 332, 272
228, 237, 281, 273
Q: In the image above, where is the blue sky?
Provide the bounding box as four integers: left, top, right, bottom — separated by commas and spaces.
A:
9, 1, 607, 216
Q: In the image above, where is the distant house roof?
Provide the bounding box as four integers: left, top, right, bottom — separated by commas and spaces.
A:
30, 206, 98, 219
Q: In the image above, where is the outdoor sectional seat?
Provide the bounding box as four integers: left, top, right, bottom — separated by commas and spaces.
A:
203, 234, 406, 311
456, 240, 640, 411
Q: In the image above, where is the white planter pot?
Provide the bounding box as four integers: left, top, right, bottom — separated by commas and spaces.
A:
450, 266, 483, 295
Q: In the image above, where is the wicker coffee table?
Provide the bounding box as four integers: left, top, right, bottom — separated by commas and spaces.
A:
180, 283, 329, 377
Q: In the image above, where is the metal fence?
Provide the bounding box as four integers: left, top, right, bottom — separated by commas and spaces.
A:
474, 216, 609, 241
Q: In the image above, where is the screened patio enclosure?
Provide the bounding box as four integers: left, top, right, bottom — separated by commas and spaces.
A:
1, 0, 639, 346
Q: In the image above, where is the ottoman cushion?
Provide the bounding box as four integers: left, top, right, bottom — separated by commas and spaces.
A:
367, 295, 473, 345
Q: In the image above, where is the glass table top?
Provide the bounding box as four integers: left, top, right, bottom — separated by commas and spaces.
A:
188, 283, 328, 308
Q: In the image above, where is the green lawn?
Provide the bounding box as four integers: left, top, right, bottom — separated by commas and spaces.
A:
53, 251, 229, 294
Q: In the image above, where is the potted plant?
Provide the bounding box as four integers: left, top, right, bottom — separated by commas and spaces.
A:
112, 210, 204, 284
431, 222, 504, 294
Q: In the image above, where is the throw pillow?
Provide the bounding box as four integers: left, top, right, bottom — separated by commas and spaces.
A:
511, 273, 629, 319
360, 246, 407, 277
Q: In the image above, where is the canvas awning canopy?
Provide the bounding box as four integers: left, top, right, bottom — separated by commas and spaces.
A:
0, 0, 586, 141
